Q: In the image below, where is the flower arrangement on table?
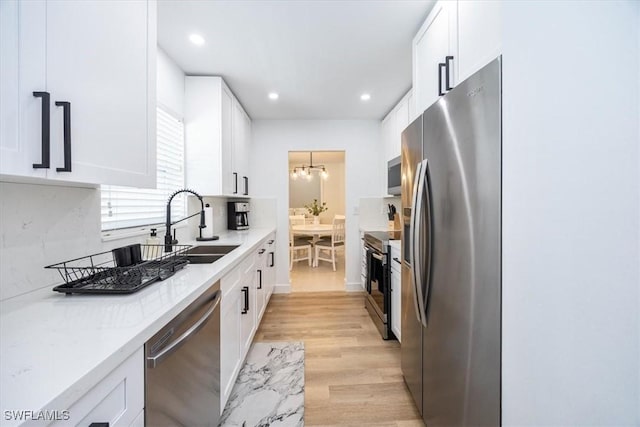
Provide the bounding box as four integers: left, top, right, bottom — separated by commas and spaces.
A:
305, 199, 328, 217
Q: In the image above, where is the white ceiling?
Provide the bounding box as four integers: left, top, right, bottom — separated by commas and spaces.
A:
157, 0, 435, 120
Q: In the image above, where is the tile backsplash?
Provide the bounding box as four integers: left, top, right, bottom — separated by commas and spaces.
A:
0, 182, 103, 301
0, 181, 271, 301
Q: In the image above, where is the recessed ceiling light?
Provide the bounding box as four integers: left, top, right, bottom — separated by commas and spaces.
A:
189, 34, 205, 46
268, 92, 279, 100
360, 93, 371, 101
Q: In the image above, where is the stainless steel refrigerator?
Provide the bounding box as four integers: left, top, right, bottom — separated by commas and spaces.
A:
400, 57, 501, 426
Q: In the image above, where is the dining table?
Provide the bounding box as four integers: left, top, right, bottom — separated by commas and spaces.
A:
291, 224, 334, 244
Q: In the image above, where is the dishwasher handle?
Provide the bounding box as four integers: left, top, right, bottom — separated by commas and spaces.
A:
146, 290, 221, 369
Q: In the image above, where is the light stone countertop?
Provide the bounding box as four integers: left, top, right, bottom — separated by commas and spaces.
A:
0, 227, 276, 427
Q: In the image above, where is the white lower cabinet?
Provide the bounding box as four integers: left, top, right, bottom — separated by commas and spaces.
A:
51, 348, 144, 427
239, 254, 257, 357
361, 232, 367, 289
256, 244, 268, 321
390, 245, 402, 342
220, 261, 244, 411
129, 409, 144, 427
219, 234, 276, 413
262, 233, 276, 297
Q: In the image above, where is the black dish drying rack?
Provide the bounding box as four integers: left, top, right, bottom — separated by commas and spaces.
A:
48, 244, 191, 295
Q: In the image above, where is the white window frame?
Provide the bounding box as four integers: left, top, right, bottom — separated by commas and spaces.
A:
101, 106, 186, 241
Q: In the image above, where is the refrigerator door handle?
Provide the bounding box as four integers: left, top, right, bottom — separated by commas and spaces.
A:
413, 159, 429, 327
418, 159, 434, 323
410, 161, 426, 326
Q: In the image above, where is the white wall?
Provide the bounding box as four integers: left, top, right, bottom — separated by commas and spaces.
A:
501, 1, 639, 425
157, 47, 185, 117
250, 120, 381, 290
319, 160, 346, 223
289, 174, 321, 211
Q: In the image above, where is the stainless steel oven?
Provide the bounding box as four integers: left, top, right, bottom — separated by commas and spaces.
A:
364, 232, 394, 340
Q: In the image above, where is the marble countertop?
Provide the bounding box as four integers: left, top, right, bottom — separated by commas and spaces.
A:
0, 227, 275, 426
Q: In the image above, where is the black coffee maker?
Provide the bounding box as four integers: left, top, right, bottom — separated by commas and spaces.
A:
227, 202, 250, 230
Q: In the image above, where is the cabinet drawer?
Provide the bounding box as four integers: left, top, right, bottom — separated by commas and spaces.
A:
390, 247, 401, 275
51, 348, 143, 427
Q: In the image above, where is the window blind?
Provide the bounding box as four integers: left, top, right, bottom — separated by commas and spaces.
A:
101, 107, 186, 231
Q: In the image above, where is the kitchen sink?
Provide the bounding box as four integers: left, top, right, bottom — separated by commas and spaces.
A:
184, 245, 239, 264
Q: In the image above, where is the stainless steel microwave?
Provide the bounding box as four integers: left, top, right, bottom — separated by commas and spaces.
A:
387, 156, 401, 195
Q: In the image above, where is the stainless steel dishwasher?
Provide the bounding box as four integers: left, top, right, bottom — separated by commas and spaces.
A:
145, 281, 222, 426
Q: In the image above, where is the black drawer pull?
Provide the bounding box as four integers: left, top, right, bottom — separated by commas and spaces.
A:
268, 252, 274, 267
241, 286, 249, 314
258, 249, 266, 254
393, 257, 401, 264
55, 101, 71, 172
88, 423, 109, 427
445, 55, 454, 91
257, 269, 262, 289
32, 91, 50, 169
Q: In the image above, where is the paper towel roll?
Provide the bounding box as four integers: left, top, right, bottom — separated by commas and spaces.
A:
202, 206, 215, 238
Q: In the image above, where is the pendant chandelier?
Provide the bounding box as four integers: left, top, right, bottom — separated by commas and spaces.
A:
290, 152, 328, 180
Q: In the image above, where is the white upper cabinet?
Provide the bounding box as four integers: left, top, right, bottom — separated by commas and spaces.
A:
413, 0, 457, 116
412, 1, 502, 116
221, 84, 234, 195
1, 0, 47, 180
381, 90, 411, 196
0, 0, 157, 188
457, 0, 502, 83
395, 99, 410, 156
185, 77, 251, 197
232, 98, 251, 196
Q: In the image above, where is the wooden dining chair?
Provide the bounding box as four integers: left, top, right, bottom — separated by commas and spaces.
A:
289, 218, 312, 270
314, 216, 345, 271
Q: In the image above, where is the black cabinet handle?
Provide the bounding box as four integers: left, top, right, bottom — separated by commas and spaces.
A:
258, 248, 266, 254
257, 269, 262, 289
445, 55, 454, 91
268, 240, 274, 245
268, 252, 274, 267
32, 91, 50, 169
243, 176, 248, 195
233, 172, 238, 194
55, 101, 71, 172
393, 257, 401, 264
88, 423, 109, 427
241, 286, 249, 314
438, 63, 446, 96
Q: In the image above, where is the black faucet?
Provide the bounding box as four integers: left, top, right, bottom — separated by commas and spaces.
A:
164, 189, 208, 253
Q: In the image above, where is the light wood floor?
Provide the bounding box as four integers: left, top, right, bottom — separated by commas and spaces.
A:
289, 251, 346, 292
255, 292, 423, 426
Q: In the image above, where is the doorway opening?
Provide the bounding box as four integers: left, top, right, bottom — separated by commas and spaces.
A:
288, 151, 346, 292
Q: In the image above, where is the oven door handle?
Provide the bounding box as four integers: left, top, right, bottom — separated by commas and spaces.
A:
146, 291, 221, 368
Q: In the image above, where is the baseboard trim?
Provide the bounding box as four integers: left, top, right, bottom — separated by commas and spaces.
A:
273, 283, 292, 294
345, 281, 364, 292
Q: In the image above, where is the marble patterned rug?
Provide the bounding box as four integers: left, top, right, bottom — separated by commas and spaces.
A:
220, 342, 304, 427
